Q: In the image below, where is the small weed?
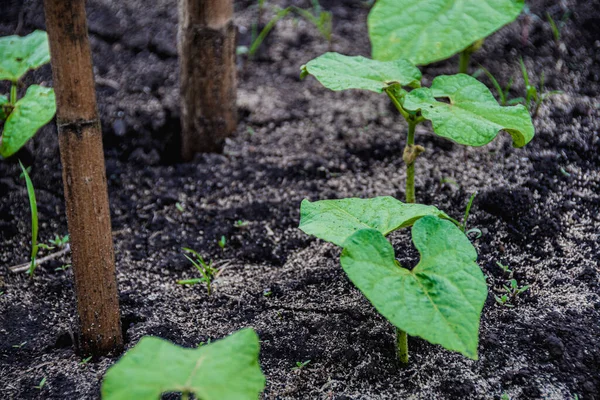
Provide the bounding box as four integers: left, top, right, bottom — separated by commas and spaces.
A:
234, 219, 249, 229
218, 235, 227, 251
39, 234, 69, 250
291, 360, 311, 371
501, 392, 510, 400
19, 161, 39, 278
55, 264, 71, 272
177, 248, 219, 296
175, 202, 185, 213
495, 278, 530, 307
263, 288, 272, 297
35, 377, 46, 390
79, 356, 93, 365
12, 341, 27, 349
198, 338, 212, 347
478, 66, 515, 106
518, 58, 562, 118
497, 261, 513, 277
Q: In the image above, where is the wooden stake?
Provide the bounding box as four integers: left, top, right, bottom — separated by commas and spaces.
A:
179, 0, 237, 160
44, 0, 123, 355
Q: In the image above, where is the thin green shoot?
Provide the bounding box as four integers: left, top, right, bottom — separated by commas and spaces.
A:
479, 66, 513, 106
35, 377, 47, 390
19, 161, 38, 278
546, 12, 560, 43
519, 58, 562, 118
496, 261, 513, 277
218, 235, 227, 251
80, 356, 93, 365
176, 202, 185, 213
460, 191, 477, 233
12, 341, 27, 348
198, 338, 212, 347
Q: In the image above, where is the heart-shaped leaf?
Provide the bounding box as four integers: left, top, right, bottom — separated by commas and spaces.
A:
301, 52, 421, 93
101, 328, 265, 400
0, 30, 51, 82
368, 0, 524, 65
403, 74, 534, 147
340, 216, 487, 359
0, 85, 56, 158
299, 197, 449, 247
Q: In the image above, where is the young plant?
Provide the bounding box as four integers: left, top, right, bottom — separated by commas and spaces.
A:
243, 1, 333, 58
19, 161, 39, 278
291, 360, 311, 371
368, 0, 524, 72
301, 53, 534, 203
299, 197, 487, 362
518, 58, 562, 118
177, 248, 219, 295
0, 30, 56, 158
495, 278, 530, 307
101, 328, 265, 400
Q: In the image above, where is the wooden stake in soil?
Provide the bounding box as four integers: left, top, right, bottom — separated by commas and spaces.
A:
178, 0, 237, 160
44, 0, 123, 355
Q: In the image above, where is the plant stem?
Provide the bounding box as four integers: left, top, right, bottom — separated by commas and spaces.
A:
405, 119, 416, 204
458, 50, 470, 74
10, 82, 17, 104
181, 391, 189, 400
396, 328, 409, 364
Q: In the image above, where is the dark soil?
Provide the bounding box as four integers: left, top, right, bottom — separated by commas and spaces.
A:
1, 0, 599, 399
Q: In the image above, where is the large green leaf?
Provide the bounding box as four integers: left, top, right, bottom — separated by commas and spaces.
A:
0, 30, 51, 82
340, 216, 487, 359
368, 0, 524, 65
301, 52, 421, 93
101, 328, 265, 400
299, 197, 449, 247
0, 85, 56, 158
403, 74, 534, 147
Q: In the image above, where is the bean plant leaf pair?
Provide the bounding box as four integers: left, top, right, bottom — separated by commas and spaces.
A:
101, 328, 265, 400
299, 197, 487, 360
1, 85, 56, 158
302, 53, 534, 149
0, 30, 55, 159
340, 217, 486, 359
299, 196, 449, 247
368, 0, 525, 65
403, 74, 534, 147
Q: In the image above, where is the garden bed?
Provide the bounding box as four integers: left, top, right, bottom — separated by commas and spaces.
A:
0, 0, 599, 398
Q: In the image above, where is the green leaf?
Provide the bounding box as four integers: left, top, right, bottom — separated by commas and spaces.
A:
19, 161, 39, 276
340, 216, 487, 359
403, 74, 534, 147
301, 52, 421, 93
0, 30, 51, 82
299, 196, 450, 247
0, 94, 8, 120
0, 85, 56, 158
368, 0, 524, 65
101, 328, 265, 400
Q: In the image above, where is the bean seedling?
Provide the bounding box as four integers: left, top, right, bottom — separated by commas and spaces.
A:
0, 30, 56, 158
177, 248, 219, 295
299, 197, 487, 363
368, 0, 525, 73
301, 53, 534, 203
101, 328, 265, 400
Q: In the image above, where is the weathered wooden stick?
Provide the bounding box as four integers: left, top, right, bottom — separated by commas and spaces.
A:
179, 0, 237, 160
43, 0, 123, 355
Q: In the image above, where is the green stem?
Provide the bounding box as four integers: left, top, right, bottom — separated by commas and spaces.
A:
405, 119, 416, 204
10, 82, 17, 105
182, 391, 189, 400
396, 328, 409, 364
458, 50, 470, 74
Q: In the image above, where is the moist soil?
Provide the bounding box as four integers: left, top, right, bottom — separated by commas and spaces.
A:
1, 0, 599, 399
